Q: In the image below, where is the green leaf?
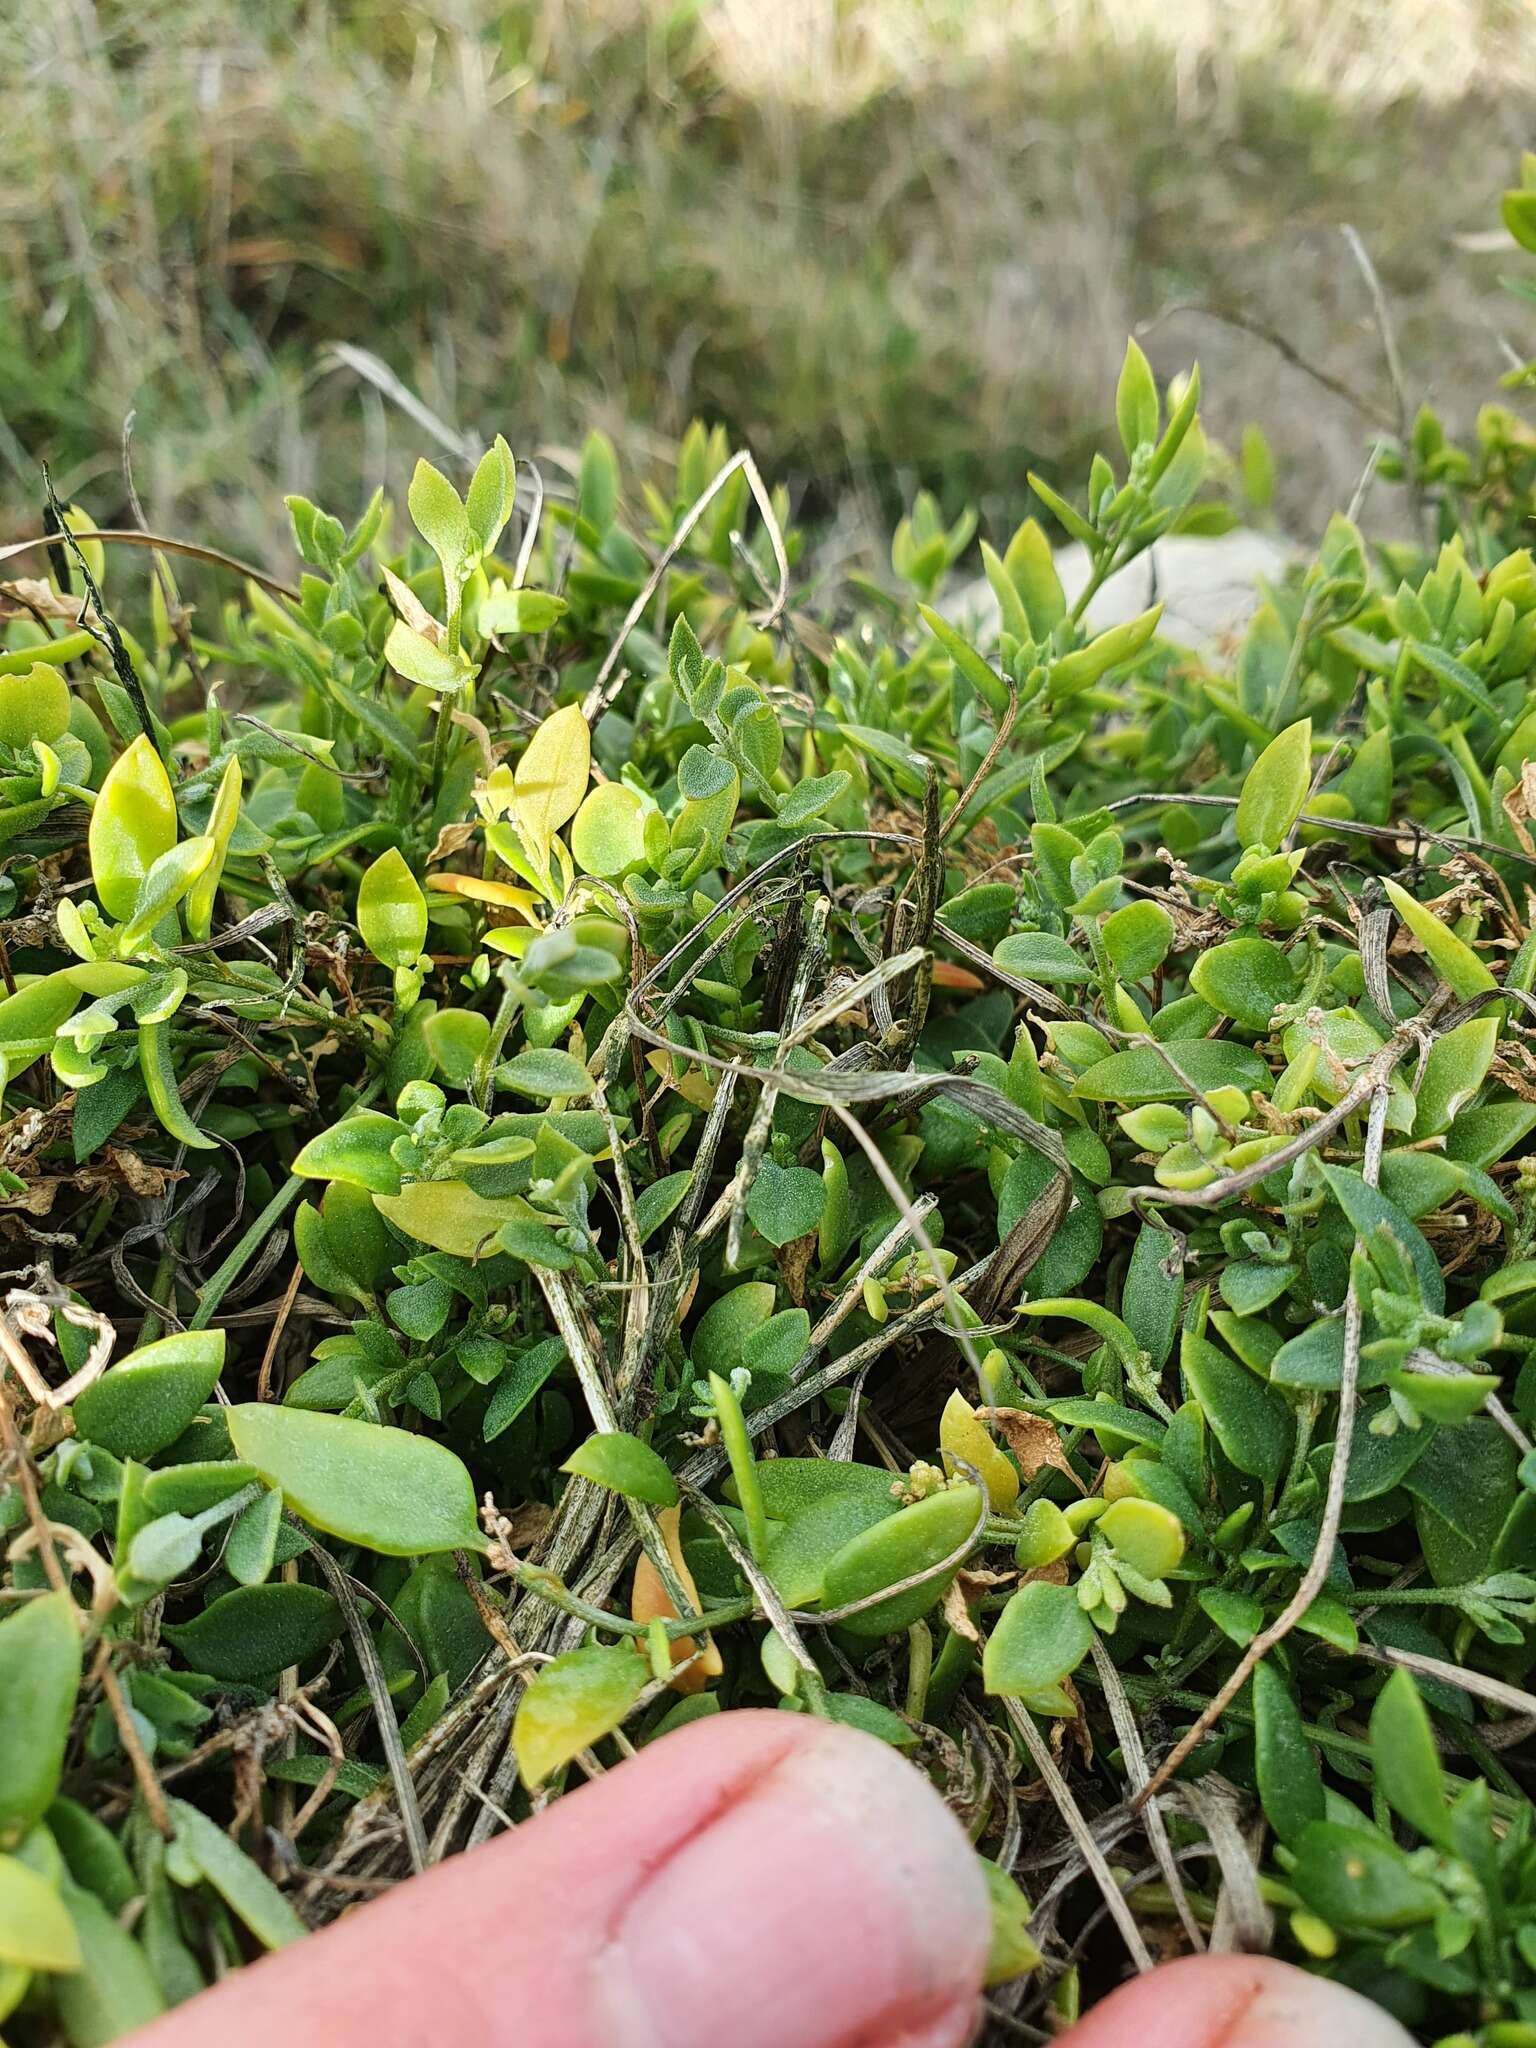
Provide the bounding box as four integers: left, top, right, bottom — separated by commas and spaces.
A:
561, 1431, 679, 1506
464, 435, 516, 555
497, 1049, 594, 1100
1371, 1668, 1448, 1845
166, 1798, 305, 1948
357, 848, 427, 969
1319, 1164, 1444, 1313
776, 770, 851, 828
980, 1859, 1043, 1986
54, 1885, 164, 2040
184, 756, 242, 943
820, 1484, 980, 1636
1101, 901, 1173, 982
1040, 1397, 1166, 1448
1073, 1038, 1267, 1104
742, 1307, 810, 1377
1001, 518, 1066, 638
571, 783, 649, 878
1121, 1222, 1183, 1371
374, 1180, 522, 1257
1382, 879, 1497, 999
227, 1403, 486, 1554
162, 1583, 343, 1681
1235, 719, 1311, 850
633, 1170, 693, 1242
89, 735, 177, 921
0, 1853, 81, 1972
918, 606, 1011, 717
293, 1111, 406, 1195
515, 1644, 648, 1788
0, 662, 70, 750
1290, 1821, 1441, 1930
745, 1161, 825, 1246
758, 1462, 900, 1606
1115, 336, 1160, 454
72, 1331, 226, 1462
383, 619, 474, 692
225, 1487, 284, 1588
0, 1594, 82, 1848
407, 458, 473, 602
1180, 1329, 1292, 1485
1189, 936, 1298, 1032
983, 1580, 1094, 1713
139, 1016, 218, 1151
992, 932, 1092, 984
578, 429, 619, 535
482, 1341, 564, 1442
1411, 1016, 1497, 1139
1100, 1498, 1184, 1578
1253, 1659, 1324, 1844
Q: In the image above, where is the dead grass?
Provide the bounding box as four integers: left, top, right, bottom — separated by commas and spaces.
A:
4, 0, 1534, 561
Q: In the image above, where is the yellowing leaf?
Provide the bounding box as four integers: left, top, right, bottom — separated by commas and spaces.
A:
373, 1179, 522, 1257
513, 704, 590, 881
0, 1854, 81, 1973
426, 872, 539, 918
514, 1643, 647, 1788
384, 619, 474, 693
645, 1048, 716, 1110
630, 1505, 724, 1694
185, 757, 243, 942
939, 1391, 1020, 1512
89, 736, 177, 921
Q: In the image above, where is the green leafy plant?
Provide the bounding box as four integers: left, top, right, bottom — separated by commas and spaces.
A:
8, 178, 1536, 2048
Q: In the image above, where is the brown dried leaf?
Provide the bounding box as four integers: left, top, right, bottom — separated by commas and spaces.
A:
1019, 1560, 1071, 1588
380, 564, 443, 643
0, 579, 91, 623
101, 1146, 178, 1199
986, 1408, 1084, 1492
501, 1500, 553, 1551
941, 1578, 981, 1643
776, 1230, 816, 1309
429, 821, 480, 864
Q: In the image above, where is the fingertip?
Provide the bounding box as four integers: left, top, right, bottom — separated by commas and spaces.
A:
601, 1713, 991, 2048
1060, 1954, 1417, 2048
125, 1708, 991, 2048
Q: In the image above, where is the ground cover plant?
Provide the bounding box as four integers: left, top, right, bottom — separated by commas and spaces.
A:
9, 176, 1536, 2048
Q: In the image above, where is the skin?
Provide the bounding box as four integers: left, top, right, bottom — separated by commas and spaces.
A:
128, 1711, 1413, 2048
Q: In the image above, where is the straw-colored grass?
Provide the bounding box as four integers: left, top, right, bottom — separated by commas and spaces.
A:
5, 1, 1533, 559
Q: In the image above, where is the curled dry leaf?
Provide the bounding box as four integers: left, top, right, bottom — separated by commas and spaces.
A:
985, 1408, 1084, 1491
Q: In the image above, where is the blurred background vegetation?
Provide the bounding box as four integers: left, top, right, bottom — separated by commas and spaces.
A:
7, 0, 1535, 565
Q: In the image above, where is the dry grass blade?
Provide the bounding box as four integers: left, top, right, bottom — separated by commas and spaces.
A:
1000, 1694, 1155, 1975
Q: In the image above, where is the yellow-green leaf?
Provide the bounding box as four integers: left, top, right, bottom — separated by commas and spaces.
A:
939, 1391, 1019, 1512
357, 848, 427, 969
89, 736, 177, 921
515, 1644, 648, 1788
0, 1855, 81, 1973
185, 758, 243, 942
513, 704, 590, 880
1235, 719, 1312, 851
373, 1179, 522, 1257
1382, 879, 1497, 999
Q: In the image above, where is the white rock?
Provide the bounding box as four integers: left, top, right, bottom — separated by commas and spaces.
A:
947, 528, 1296, 656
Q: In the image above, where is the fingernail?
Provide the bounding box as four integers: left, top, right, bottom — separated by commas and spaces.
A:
597, 1718, 990, 2048
1064, 1955, 1417, 2048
